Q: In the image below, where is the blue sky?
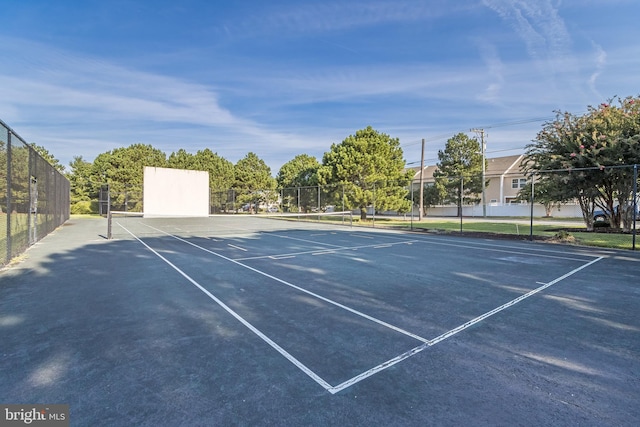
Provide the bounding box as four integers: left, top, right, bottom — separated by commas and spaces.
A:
1, 0, 638, 173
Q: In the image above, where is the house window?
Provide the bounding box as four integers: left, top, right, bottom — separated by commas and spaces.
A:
512, 178, 527, 189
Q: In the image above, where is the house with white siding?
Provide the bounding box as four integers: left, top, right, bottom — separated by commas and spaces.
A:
409, 154, 582, 217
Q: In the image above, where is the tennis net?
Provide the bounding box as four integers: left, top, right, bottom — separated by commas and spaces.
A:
107, 210, 354, 240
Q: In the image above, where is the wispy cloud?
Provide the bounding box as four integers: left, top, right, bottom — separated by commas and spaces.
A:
1, 0, 637, 173
588, 42, 607, 99
480, 0, 592, 107
230, 0, 467, 37
0, 36, 317, 167
482, 0, 572, 63
474, 40, 506, 104
0, 37, 240, 127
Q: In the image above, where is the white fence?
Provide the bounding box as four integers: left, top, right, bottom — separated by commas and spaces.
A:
375, 203, 584, 218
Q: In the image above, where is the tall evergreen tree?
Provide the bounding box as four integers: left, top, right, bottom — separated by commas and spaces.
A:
277, 154, 320, 212
234, 152, 276, 213
433, 133, 486, 217
318, 126, 410, 219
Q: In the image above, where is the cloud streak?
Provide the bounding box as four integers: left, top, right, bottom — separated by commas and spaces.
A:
0, 1, 638, 173
232, 1, 462, 37
482, 0, 572, 63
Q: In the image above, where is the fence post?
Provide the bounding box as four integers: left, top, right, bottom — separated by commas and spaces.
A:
410, 183, 414, 231
460, 176, 463, 233
633, 164, 638, 250
107, 185, 112, 239
372, 182, 376, 227
6, 130, 12, 262
529, 174, 535, 241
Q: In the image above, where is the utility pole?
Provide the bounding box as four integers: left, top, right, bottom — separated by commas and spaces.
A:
471, 128, 487, 217
419, 138, 425, 221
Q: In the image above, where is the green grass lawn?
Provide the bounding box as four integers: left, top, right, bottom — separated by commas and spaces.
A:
352, 217, 638, 250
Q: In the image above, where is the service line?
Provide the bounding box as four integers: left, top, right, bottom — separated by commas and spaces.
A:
143, 224, 430, 344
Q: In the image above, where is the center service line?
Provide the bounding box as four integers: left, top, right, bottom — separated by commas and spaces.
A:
117, 223, 334, 392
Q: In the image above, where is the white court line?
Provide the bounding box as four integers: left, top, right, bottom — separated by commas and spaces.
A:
269, 233, 347, 249
236, 240, 417, 261
414, 238, 593, 262
146, 226, 430, 344
346, 227, 602, 261
116, 223, 334, 392
228, 244, 247, 252
408, 234, 602, 261
328, 256, 604, 393
123, 220, 604, 394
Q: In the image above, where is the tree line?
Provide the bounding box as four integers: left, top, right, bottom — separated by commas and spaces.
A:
65, 126, 411, 219
41, 94, 640, 229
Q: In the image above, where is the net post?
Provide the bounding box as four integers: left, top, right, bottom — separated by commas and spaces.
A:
633, 164, 638, 250
107, 187, 112, 240
107, 209, 112, 240
529, 174, 535, 242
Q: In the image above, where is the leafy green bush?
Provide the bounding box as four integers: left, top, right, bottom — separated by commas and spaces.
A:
71, 200, 98, 214
554, 230, 575, 242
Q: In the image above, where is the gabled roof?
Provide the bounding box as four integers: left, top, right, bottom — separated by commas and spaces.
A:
411, 154, 525, 181
486, 155, 524, 175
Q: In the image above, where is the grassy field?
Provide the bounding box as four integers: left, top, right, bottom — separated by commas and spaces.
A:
351, 216, 638, 250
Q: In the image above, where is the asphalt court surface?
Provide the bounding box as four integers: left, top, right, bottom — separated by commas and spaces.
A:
111, 216, 608, 392
2, 216, 639, 426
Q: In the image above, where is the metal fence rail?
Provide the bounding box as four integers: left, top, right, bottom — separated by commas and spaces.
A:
103, 164, 639, 250
0, 119, 70, 266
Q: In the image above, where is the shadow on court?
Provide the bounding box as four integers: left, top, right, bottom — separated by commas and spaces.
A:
1, 217, 639, 426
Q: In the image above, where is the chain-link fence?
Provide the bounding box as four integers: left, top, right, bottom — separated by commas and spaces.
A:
0, 120, 71, 266
102, 163, 639, 250
405, 165, 639, 250
100, 185, 143, 214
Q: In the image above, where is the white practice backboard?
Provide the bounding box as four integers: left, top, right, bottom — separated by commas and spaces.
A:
143, 167, 209, 217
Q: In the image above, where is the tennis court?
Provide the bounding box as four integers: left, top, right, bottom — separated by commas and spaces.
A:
1, 215, 639, 425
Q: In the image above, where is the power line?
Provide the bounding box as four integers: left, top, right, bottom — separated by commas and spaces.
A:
405, 146, 528, 167
401, 115, 554, 148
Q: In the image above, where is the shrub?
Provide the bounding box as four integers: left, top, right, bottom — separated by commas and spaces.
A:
554, 230, 575, 242
71, 200, 98, 214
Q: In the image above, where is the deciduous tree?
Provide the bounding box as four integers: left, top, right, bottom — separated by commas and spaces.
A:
525, 95, 640, 230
